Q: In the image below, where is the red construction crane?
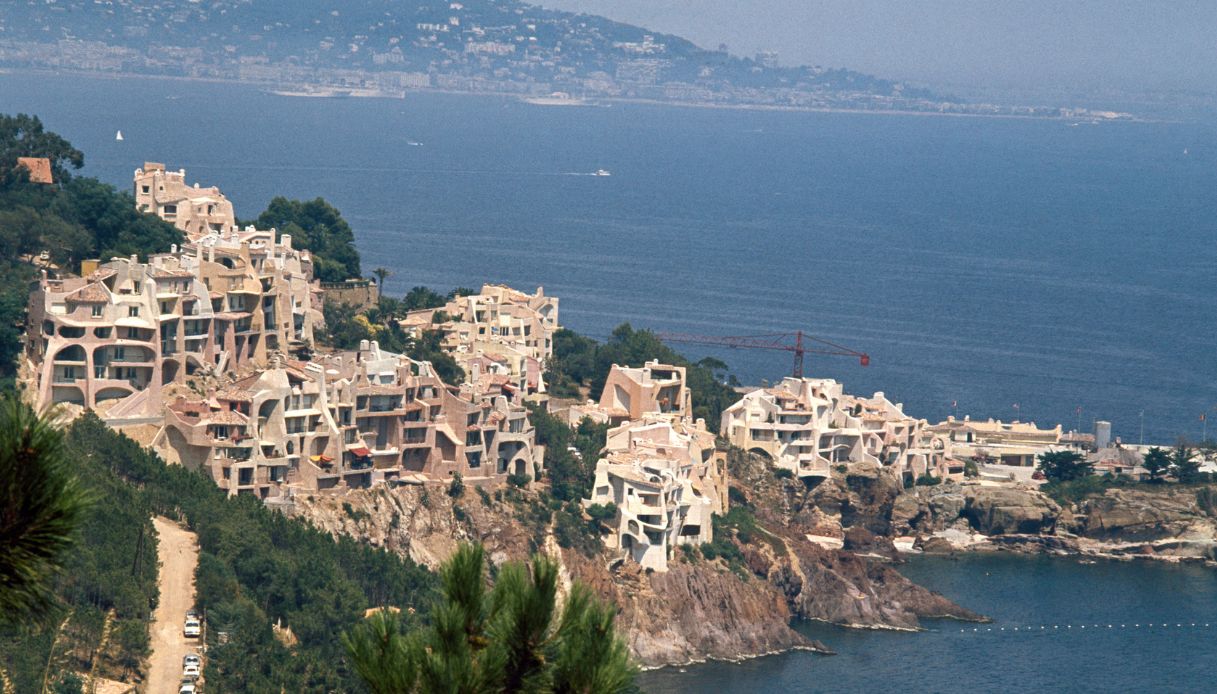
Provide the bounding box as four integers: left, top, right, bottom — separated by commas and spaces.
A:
656, 330, 869, 378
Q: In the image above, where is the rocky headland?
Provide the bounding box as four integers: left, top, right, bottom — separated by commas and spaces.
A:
894, 479, 1217, 564
288, 449, 990, 668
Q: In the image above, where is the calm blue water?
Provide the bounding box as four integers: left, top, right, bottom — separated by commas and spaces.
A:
4, 73, 1217, 691
638, 554, 1217, 693
4, 74, 1213, 445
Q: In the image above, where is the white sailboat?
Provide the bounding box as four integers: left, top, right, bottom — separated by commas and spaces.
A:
115, 130, 124, 141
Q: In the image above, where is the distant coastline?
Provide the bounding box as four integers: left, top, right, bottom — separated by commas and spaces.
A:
2, 68, 1147, 123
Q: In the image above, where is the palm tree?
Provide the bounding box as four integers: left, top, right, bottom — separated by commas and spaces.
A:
373, 267, 391, 307
0, 398, 90, 623
344, 543, 636, 693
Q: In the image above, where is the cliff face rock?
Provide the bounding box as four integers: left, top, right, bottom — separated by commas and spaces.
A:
1077, 488, 1214, 541
891, 484, 1060, 536
292, 485, 819, 667
565, 553, 820, 666
756, 537, 985, 629
962, 487, 1061, 535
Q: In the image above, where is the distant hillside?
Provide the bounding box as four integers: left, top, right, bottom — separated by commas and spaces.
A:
0, 0, 986, 112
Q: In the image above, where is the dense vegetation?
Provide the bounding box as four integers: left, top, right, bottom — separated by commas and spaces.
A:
0, 114, 183, 388
0, 407, 158, 693
255, 196, 361, 282
547, 323, 741, 432
1, 414, 438, 692
321, 302, 466, 384
344, 544, 636, 693
1040, 444, 1214, 504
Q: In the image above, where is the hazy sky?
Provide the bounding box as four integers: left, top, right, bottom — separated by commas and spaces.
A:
540, 1, 1217, 93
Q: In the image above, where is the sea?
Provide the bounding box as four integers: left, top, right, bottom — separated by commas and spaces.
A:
3, 72, 1217, 691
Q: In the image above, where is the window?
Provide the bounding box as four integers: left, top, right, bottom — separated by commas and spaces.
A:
141, 185, 149, 194
91, 305, 103, 317
128, 306, 140, 317
163, 204, 177, 215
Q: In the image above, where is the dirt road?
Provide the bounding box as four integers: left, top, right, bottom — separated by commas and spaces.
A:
146, 517, 200, 694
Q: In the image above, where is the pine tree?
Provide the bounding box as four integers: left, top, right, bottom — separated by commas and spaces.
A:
344, 543, 638, 693
0, 398, 90, 623
1142, 447, 1171, 482
1170, 445, 1202, 483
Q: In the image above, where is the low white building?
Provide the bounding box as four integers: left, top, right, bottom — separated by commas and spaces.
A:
721, 377, 939, 481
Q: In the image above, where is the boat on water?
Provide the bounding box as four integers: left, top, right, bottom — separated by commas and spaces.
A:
593, 169, 611, 177
115, 130, 124, 141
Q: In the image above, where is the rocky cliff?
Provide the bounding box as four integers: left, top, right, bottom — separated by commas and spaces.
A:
890, 479, 1217, 562
288, 457, 986, 668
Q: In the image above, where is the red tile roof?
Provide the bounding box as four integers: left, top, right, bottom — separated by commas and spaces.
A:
16, 157, 53, 184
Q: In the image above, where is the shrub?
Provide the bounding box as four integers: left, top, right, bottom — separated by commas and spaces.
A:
476, 486, 492, 506
1043, 475, 1113, 504
773, 467, 794, 480
964, 460, 980, 478
915, 473, 941, 486
506, 473, 530, 489
447, 472, 465, 498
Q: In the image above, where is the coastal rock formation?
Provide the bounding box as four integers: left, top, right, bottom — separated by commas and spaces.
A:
1077, 488, 1214, 542
892, 483, 1059, 536
290, 485, 821, 667
564, 553, 822, 666
961, 487, 1061, 535
290, 461, 985, 667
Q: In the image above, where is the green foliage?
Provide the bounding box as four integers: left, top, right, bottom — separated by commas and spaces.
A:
0, 407, 156, 690
0, 399, 90, 623
915, 473, 941, 486
678, 544, 701, 562
255, 196, 361, 282
1171, 445, 1202, 483
343, 501, 371, 523
476, 486, 492, 506
52, 671, 83, 694
548, 324, 740, 432
773, 467, 794, 480
448, 472, 466, 498
402, 286, 447, 312
1042, 475, 1119, 504
0, 114, 83, 184
322, 301, 376, 349
404, 329, 464, 384
1036, 450, 1093, 483
344, 543, 637, 693
0, 115, 182, 382
528, 407, 607, 502
46, 414, 438, 692
963, 459, 980, 478
586, 502, 617, 523
553, 506, 601, 558
507, 473, 531, 489
1142, 447, 1171, 482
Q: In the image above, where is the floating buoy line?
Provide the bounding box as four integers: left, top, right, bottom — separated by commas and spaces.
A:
957, 622, 1210, 634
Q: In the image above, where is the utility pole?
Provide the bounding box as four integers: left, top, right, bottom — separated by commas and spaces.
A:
1139, 410, 1145, 446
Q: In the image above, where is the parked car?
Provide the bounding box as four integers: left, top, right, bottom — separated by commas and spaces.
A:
185, 609, 200, 621
179, 681, 197, 694
183, 662, 201, 678
184, 618, 201, 638
183, 654, 201, 668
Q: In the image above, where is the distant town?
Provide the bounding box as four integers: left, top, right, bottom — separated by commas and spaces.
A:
0, 0, 1132, 119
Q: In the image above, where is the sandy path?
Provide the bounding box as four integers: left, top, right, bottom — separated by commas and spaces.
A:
146, 517, 200, 694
